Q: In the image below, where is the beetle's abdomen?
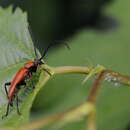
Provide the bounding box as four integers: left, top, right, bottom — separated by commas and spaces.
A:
8, 68, 29, 101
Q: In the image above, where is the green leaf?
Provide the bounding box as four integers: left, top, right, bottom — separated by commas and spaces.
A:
0, 6, 41, 126
32, 0, 130, 130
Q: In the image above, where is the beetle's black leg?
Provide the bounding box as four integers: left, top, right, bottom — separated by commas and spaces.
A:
2, 102, 10, 119
43, 68, 52, 76
15, 89, 21, 115
4, 82, 11, 98
15, 82, 26, 103
27, 72, 35, 89
30, 79, 35, 89
2, 82, 12, 119
39, 67, 52, 76
16, 96, 21, 115
17, 81, 26, 88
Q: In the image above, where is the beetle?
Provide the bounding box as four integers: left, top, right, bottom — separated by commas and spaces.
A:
2, 29, 70, 118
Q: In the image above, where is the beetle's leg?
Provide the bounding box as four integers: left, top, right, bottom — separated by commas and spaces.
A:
17, 81, 26, 89
2, 102, 10, 119
30, 79, 35, 89
27, 72, 35, 89
16, 95, 21, 115
43, 68, 52, 76
4, 82, 11, 98
2, 82, 12, 119
30, 73, 35, 89
38, 66, 51, 76
16, 82, 26, 103
15, 88, 21, 115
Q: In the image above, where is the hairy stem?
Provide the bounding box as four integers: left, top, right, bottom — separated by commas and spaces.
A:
106, 70, 130, 86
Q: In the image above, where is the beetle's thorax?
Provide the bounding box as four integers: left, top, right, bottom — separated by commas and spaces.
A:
24, 61, 35, 69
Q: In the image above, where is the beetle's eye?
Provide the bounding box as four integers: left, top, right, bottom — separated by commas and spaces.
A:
39, 61, 43, 65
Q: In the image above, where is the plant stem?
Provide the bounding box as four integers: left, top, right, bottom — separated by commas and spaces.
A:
86, 109, 96, 130
106, 70, 130, 85
53, 66, 90, 75
20, 102, 94, 130
86, 69, 130, 130
86, 71, 106, 130
87, 71, 106, 103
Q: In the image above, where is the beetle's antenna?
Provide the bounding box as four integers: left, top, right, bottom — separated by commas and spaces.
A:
28, 26, 39, 59
39, 40, 70, 60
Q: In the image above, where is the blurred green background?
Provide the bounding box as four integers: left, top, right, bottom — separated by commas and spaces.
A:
0, 0, 113, 49
1, 0, 130, 130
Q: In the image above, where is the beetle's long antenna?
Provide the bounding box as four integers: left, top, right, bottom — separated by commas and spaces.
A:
28, 26, 39, 59
39, 40, 70, 60
34, 43, 39, 60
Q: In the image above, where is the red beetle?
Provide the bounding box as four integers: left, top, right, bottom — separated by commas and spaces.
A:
2, 29, 70, 118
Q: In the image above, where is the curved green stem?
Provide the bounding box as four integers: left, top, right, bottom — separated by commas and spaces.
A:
53, 66, 90, 75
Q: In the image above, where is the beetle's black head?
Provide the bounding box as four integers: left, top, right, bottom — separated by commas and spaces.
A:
34, 59, 44, 66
